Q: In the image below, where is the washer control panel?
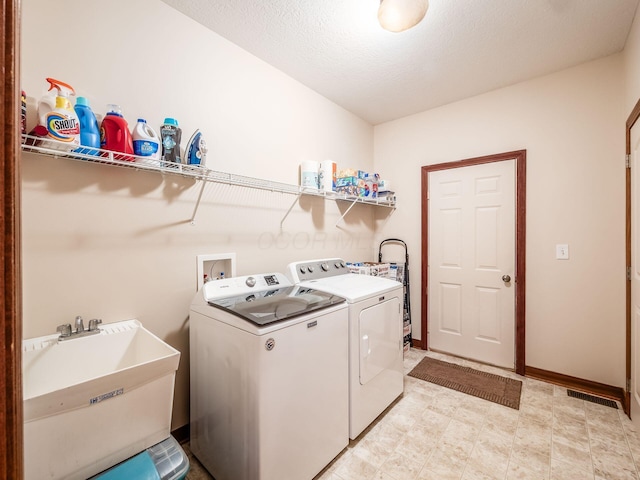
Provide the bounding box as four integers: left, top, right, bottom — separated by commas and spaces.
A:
203, 272, 291, 300
288, 258, 349, 282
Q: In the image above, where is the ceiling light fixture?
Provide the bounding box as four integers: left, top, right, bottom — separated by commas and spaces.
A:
378, 0, 429, 33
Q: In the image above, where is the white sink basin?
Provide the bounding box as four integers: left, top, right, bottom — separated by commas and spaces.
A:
23, 319, 180, 480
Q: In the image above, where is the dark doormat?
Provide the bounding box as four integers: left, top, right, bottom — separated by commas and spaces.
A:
408, 356, 522, 410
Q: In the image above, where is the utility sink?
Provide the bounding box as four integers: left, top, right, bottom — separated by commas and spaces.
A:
23, 319, 180, 480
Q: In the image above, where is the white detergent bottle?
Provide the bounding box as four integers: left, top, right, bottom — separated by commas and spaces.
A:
37, 78, 80, 151
132, 118, 160, 162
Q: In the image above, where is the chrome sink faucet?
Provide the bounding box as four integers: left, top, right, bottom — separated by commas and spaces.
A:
57, 316, 102, 341
88, 318, 102, 331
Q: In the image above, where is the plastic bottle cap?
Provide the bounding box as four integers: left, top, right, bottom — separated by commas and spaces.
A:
76, 97, 89, 106
137, 118, 147, 123
107, 104, 123, 114
163, 118, 178, 126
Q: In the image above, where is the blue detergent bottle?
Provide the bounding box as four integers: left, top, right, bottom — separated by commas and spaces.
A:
74, 96, 100, 155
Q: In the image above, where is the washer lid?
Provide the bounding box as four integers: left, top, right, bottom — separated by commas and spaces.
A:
207, 285, 346, 326
298, 274, 401, 303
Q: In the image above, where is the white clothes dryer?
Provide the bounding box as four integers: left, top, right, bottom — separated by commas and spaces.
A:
189, 273, 349, 480
287, 259, 404, 439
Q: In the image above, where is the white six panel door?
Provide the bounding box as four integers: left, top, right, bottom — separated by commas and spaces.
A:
630, 119, 640, 426
428, 160, 516, 368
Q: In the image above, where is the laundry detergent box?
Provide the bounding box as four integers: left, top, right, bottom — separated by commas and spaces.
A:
337, 168, 358, 178
362, 174, 378, 198
377, 179, 390, 192
338, 168, 370, 177
336, 176, 359, 187
363, 181, 378, 198
336, 185, 365, 197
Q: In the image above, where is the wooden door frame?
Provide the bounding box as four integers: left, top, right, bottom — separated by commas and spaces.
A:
625, 98, 640, 417
421, 150, 527, 375
1, 0, 23, 477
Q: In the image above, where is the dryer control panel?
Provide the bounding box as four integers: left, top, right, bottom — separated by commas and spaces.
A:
287, 258, 349, 283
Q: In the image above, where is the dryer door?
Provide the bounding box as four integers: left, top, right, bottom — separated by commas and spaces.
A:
359, 297, 402, 385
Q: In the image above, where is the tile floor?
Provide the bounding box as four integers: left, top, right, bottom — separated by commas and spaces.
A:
184, 348, 640, 480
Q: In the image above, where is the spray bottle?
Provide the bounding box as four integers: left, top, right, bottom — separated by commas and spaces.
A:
37, 78, 80, 151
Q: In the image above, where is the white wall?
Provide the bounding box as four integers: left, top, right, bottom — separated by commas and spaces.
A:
374, 54, 627, 387
21, 0, 379, 429
625, 6, 640, 112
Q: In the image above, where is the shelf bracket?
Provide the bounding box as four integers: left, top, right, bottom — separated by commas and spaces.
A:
336, 199, 359, 227
190, 180, 207, 225
280, 194, 302, 230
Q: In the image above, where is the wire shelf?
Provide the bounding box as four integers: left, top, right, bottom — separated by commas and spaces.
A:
20, 134, 396, 208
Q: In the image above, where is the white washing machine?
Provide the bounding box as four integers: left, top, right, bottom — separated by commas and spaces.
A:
287, 259, 404, 439
189, 273, 349, 480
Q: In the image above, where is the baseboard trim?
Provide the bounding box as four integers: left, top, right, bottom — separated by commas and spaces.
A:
171, 424, 190, 445
525, 366, 625, 407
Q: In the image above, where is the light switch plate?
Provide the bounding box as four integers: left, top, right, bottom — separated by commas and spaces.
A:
556, 244, 569, 260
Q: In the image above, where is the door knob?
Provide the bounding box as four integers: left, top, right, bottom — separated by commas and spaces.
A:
502, 275, 511, 283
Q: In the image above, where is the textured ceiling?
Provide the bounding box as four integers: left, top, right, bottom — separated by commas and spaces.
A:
161, 0, 640, 125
